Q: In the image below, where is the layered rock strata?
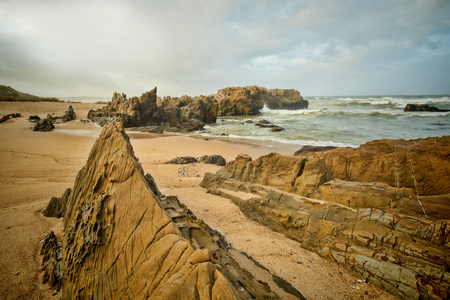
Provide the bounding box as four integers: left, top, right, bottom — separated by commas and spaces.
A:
42, 122, 303, 299
201, 136, 450, 299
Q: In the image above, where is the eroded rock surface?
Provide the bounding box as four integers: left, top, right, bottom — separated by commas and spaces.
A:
42, 122, 302, 299
215, 86, 308, 116
201, 136, 450, 299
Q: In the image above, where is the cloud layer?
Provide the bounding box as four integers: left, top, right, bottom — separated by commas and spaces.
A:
1, 0, 449, 97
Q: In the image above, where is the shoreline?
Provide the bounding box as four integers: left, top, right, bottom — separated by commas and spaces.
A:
0, 101, 397, 299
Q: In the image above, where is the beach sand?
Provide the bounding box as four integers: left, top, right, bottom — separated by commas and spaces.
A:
0, 102, 395, 299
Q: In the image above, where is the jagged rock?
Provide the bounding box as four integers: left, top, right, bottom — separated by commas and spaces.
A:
42, 188, 71, 218
197, 155, 227, 166
44, 122, 295, 299
201, 136, 450, 299
294, 145, 338, 155
161, 95, 218, 125
404, 103, 449, 112
61, 105, 76, 122
265, 89, 308, 110
87, 88, 162, 127
33, 117, 54, 131
40, 231, 63, 291
164, 156, 197, 164
0, 113, 21, 123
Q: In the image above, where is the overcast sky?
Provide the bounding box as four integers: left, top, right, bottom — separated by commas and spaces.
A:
1, 0, 449, 97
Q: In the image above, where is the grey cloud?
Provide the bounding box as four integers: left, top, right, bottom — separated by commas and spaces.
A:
0, 0, 449, 97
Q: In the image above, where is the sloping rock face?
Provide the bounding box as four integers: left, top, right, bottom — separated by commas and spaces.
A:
45, 122, 301, 299
201, 136, 450, 299
215, 86, 308, 116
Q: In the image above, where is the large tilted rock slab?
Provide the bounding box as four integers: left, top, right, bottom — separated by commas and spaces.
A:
47, 122, 301, 299
201, 136, 450, 299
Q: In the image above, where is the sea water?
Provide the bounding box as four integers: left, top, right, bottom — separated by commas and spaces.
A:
62, 95, 450, 148
202, 95, 450, 147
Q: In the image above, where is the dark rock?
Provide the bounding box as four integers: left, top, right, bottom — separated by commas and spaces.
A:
42, 188, 71, 218
61, 105, 76, 122
271, 126, 284, 132
0, 113, 21, 123
164, 156, 197, 164
127, 126, 163, 133
33, 118, 54, 131
40, 231, 63, 291
28, 115, 41, 122
197, 155, 227, 166
404, 103, 449, 112
294, 145, 338, 155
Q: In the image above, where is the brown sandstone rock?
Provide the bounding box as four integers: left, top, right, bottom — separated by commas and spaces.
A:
215, 86, 266, 116
214, 86, 308, 116
201, 136, 450, 299
43, 122, 300, 299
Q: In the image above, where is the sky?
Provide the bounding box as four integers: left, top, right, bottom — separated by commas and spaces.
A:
1, 0, 449, 98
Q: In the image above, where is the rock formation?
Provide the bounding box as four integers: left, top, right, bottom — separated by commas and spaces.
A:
33, 117, 54, 131
43, 188, 71, 218
41, 122, 303, 299
265, 89, 308, 110
88, 86, 308, 130
164, 155, 227, 166
61, 105, 76, 122
88, 88, 217, 132
214, 86, 308, 116
0, 113, 21, 123
404, 104, 449, 112
201, 136, 450, 299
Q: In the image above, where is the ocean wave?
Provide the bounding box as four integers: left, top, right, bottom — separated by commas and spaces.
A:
199, 132, 357, 148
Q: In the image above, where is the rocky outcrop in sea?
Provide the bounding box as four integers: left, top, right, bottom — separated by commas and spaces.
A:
87, 86, 308, 131
41, 122, 304, 299
201, 136, 450, 299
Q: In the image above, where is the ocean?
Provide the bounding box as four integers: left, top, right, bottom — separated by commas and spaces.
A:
203, 95, 450, 148
62, 95, 450, 148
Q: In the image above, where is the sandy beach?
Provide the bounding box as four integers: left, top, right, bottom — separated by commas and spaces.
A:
0, 102, 396, 299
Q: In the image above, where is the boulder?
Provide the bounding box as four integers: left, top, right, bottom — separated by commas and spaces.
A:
197, 155, 227, 166
61, 105, 76, 122
43, 122, 298, 298
33, 117, 54, 131
164, 156, 197, 164
404, 103, 449, 112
